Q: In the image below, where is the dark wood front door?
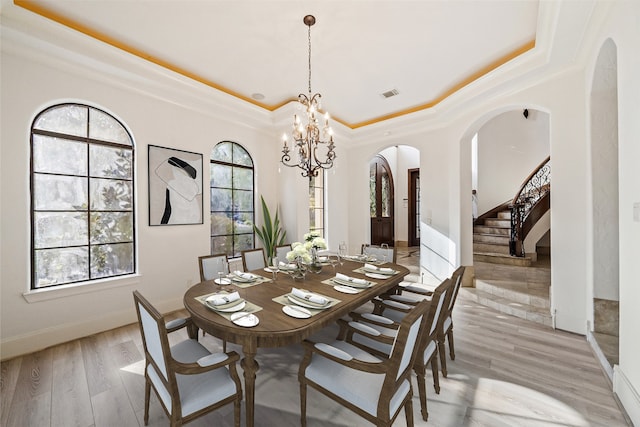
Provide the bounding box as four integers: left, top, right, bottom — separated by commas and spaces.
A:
408, 168, 420, 246
370, 155, 394, 246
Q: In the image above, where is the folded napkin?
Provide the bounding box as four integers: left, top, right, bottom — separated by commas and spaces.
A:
279, 261, 298, 270
232, 271, 256, 281
364, 263, 394, 274
291, 288, 328, 306
206, 291, 241, 306
335, 273, 368, 286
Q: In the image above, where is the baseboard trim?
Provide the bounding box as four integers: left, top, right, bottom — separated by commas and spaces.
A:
614, 365, 640, 426
1, 296, 184, 361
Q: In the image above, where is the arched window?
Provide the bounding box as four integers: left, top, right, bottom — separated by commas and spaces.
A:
210, 141, 254, 257
30, 103, 135, 289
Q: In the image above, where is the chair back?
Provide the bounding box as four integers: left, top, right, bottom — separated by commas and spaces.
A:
428, 279, 451, 336
275, 244, 292, 263
241, 248, 266, 271
198, 254, 228, 281
388, 299, 430, 381
362, 244, 397, 263
446, 266, 465, 313
133, 291, 170, 380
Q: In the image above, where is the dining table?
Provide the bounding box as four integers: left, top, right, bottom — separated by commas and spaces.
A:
183, 258, 409, 427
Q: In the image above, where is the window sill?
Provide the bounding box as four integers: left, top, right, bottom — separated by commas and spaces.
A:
22, 274, 142, 303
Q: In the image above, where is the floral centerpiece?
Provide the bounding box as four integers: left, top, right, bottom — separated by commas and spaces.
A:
286, 231, 327, 276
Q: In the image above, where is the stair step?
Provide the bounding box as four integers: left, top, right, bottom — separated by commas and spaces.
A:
473, 242, 511, 255
484, 218, 511, 227
473, 252, 532, 266
497, 211, 512, 220
461, 288, 552, 327
473, 225, 510, 236
476, 279, 549, 308
473, 234, 510, 244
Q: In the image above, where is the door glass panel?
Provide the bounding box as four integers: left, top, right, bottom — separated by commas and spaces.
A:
381, 171, 390, 217
369, 163, 376, 217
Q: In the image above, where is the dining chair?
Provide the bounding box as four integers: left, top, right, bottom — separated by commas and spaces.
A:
275, 244, 292, 263
241, 248, 266, 271
298, 299, 430, 427
132, 291, 243, 427
341, 279, 451, 421
198, 253, 229, 282
361, 244, 397, 263
385, 266, 466, 377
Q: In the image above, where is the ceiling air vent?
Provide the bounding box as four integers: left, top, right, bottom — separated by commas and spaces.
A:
381, 89, 399, 99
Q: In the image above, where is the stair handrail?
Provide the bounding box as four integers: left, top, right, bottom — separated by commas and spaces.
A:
509, 156, 551, 256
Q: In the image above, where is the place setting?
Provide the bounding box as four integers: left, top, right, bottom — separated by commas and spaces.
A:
354, 263, 400, 279
274, 287, 340, 317
226, 270, 271, 288
195, 290, 262, 326
323, 272, 374, 294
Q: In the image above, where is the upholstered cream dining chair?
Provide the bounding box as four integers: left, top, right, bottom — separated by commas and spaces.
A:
241, 248, 266, 271
298, 299, 430, 427
198, 253, 229, 282
133, 291, 242, 427
342, 278, 451, 421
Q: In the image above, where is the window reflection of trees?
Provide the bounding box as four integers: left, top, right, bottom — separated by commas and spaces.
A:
31, 104, 135, 288
210, 141, 254, 257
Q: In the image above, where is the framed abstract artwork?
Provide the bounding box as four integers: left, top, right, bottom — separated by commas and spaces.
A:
148, 145, 203, 226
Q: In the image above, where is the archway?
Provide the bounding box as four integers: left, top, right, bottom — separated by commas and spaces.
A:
590, 38, 619, 370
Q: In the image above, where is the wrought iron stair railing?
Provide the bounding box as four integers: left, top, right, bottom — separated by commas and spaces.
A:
509, 156, 551, 257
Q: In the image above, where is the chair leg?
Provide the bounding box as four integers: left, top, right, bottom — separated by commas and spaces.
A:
223, 339, 227, 352
300, 382, 307, 427
234, 397, 241, 427
448, 328, 456, 360
144, 379, 151, 425
415, 365, 429, 421
438, 337, 448, 377
431, 353, 440, 394
404, 397, 415, 426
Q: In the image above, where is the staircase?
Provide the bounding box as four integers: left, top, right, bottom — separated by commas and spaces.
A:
473, 210, 533, 267
463, 258, 552, 327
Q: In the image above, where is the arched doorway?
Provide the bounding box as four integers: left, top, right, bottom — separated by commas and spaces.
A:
369, 154, 394, 246
590, 38, 619, 370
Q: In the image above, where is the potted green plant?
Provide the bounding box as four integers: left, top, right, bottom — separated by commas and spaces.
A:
253, 196, 286, 264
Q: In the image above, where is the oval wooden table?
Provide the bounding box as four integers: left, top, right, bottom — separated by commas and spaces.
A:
184, 260, 409, 427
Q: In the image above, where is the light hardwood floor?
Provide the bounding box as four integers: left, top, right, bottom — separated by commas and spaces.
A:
1, 255, 630, 426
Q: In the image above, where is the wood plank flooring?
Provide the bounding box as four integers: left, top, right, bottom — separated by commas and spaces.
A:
1, 268, 630, 426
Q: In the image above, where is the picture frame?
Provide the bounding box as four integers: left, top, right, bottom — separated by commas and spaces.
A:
148, 145, 203, 226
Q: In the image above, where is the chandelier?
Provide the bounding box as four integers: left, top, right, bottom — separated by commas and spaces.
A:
281, 15, 336, 180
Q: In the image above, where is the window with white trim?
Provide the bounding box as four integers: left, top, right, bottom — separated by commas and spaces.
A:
209, 141, 255, 257
30, 103, 135, 289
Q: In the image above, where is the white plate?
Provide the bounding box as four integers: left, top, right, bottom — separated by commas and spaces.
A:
365, 272, 389, 280
283, 305, 312, 318
214, 278, 232, 285
231, 312, 259, 327
286, 294, 329, 310
206, 300, 246, 313
333, 285, 359, 294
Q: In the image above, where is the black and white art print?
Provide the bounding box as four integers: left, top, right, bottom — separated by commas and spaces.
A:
148, 145, 203, 226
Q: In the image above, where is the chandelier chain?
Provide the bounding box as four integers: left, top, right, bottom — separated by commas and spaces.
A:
308, 24, 312, 95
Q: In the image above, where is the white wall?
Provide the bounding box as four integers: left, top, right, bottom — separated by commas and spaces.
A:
601, 2, 640, 424
0, 17, 279, 358
476, 110, 550, 215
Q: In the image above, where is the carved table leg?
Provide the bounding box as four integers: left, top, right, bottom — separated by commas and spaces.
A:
241, 342, 259, 427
